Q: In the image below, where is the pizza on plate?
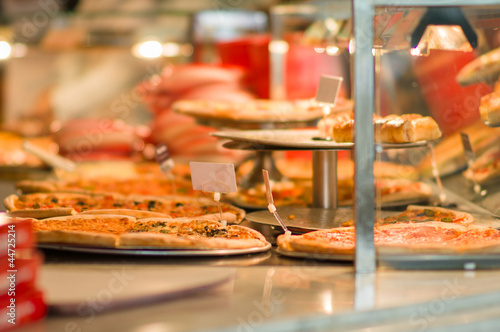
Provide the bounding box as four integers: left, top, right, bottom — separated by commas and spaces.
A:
277, 221, 500, 256
172, 98, 353, 123
4, 192, 245, 223
16, 175, 194, 196
29, 215, 268, 249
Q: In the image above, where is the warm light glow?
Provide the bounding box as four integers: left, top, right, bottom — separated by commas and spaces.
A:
321, 291, 333, 314
180, 44, 194, 57
410, 47, 427, 56
326, 46, 340, 55
163, 42, 181, 57
314, 47, 326, 53
12, 43, 28, 58
348, 39, 355, 54
0, 41, 12, 60
132, 40, 163, 59
269, 40, 289, 54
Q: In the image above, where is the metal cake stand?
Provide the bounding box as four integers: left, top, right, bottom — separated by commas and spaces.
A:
213, 128, 430, 209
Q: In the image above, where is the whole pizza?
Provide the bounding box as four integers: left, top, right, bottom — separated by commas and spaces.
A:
277, 206, 496, 256
172, 98, 353, 123
4, 192, 245, 223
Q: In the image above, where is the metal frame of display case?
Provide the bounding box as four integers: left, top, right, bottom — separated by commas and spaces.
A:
351, 0, 500, 273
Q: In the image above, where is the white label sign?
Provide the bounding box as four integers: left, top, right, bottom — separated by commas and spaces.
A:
190, 162, 237, 193
315, 75, 343, 105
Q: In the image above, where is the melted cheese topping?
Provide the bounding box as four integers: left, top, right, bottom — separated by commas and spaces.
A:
299, 224, 500, 249
33, 217, 135, 235
15, 193, 239, 218
130, 220, 258, 240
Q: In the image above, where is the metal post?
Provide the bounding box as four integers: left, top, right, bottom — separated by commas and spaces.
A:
352, 0, 376, 273
312, 150, 338, 209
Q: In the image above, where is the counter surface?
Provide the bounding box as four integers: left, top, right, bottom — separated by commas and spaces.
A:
3, 176, 500, 331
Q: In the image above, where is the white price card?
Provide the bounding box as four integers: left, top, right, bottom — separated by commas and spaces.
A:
190, 162, 237, 193
315, 75, 343, 105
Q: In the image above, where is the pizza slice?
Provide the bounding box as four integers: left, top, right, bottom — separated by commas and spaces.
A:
341, 205, 475, 227
4, 192, 245, 223
338, 178, 433, 206
118, 218, 268, 249
32, 214, 137, 248
463, 144, 500, 184
479, 92, 500, 125
380, 205, 475, 225
16, 175, 194, 196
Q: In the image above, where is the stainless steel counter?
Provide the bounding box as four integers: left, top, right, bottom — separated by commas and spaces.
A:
16, 263, 500, 332
3, 174, 500, 331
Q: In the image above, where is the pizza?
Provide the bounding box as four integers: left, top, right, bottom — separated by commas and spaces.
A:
4, 192, 245, 223
16, 176, 195, 196
341, 205, 474, 227
119, 218, 268, 249
479, 92, 500, 125
0, 132, 57, 168
29, 215, 268, 249
326, 112, 441, 143
456, 46, 500, 86
379, 205, 475, 225
31, 214, 136, 248
418, 120, 500, 178
337, 178, 432, 206
172, 98, 353, 123
463, 144, 500, 184
277, 221, 500, 256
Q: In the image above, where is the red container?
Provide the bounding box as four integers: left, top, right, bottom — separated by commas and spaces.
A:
0, 218, 34, 256
413, 50, 492, 136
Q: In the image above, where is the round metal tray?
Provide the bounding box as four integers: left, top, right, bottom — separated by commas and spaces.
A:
212, 129, 431, 150
276, 247, 500, 270
38, 242, 272, 256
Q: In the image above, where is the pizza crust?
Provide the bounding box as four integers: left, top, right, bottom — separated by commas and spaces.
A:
6, 208, 77, 219
16, 180, 57, 194
32, 214, 137, 247
277, 234, 355, 255
79, 209, 173, 219
3, 194, 19, 211
36, 230, 118, 248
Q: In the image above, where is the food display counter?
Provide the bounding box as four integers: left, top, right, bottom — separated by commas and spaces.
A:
2, 0, 500, 331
